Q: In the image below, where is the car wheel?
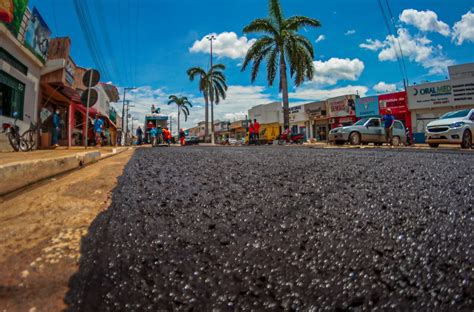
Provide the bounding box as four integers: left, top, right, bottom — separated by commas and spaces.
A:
461, 130, 472, 149
391, 136, 400, 147
349, 132, 361, 145
429, 143, 439, 148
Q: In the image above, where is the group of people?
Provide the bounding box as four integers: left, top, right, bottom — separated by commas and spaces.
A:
248, 119, 260, 144
150, 125, 172, 146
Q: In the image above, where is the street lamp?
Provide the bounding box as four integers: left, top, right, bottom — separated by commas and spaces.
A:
121, 87, 136, 146
207, 35, 216, 145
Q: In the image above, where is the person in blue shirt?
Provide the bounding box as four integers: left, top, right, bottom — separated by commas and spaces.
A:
382, 108, 395, 144
52, 109, 61, 147
94, 114, 104, 146
150, 127, 158, 146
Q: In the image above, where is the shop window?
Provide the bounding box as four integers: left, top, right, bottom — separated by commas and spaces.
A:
0, 48, 28, 75
0, 71, 25, 119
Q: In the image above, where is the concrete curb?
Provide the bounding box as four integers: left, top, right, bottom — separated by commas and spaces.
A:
0, 147, 131, 196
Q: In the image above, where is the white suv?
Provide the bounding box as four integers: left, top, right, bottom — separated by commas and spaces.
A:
425, 108, 473, 149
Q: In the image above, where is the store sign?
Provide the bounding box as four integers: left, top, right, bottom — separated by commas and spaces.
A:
0, 0, 28, 36
407, 78, 474, 109
328, 95, 356, 117
305, 101, 326, 119
25, 7, 51, 60
289, 105, 306, 123
65, 58, 75, 86
356, 96, 379, 117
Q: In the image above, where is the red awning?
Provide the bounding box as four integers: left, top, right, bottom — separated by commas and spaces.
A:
72, 102, 98, 117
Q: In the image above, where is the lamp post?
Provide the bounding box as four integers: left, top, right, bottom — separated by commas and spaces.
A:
121, 87, 136, 146
207, 35, 216, 144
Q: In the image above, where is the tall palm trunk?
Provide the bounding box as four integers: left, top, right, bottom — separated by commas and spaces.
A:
280, 53, 290, 130
177, 109, 181, 134
210, 98, 214, 143
204, 92, 209, 141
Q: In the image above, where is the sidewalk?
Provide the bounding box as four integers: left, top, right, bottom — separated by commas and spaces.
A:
0, 146, 131, 196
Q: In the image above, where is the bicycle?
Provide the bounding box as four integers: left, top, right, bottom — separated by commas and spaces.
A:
1, 113, 28, 152
21, 114, 38, 151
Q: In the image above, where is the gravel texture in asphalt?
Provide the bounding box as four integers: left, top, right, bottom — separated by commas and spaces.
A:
65, 147, 473, 311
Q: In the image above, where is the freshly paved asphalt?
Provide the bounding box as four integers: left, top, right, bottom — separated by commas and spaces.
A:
65, 146, 473, 311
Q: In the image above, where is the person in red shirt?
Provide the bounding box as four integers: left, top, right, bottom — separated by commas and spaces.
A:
253, 119, 260, 142
248, 121, 255, 145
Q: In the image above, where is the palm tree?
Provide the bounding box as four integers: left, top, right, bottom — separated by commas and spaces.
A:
241, 0, 321, 129
168, 95, 193, 133
187, 64, 228, 142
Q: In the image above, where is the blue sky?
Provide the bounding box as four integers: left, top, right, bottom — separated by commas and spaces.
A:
29, 0, 474, 130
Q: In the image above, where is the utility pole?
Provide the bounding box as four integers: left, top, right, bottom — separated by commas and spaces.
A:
121, 87, 136, 146
207, 35, 216, 145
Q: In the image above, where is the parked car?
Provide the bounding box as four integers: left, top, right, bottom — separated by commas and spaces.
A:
185, 136, 200, 145
425, 109, 473, 149
328, 117, 407, 146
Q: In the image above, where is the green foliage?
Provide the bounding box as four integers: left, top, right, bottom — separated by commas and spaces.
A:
168, 95, 193, 121
241, 0, 321, 88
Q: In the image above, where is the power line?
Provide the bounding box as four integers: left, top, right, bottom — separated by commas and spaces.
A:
384, 0, 409, 86
377, 0, 408, 88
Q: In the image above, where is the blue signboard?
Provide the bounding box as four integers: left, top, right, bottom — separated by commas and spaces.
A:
355, 96, 380, 117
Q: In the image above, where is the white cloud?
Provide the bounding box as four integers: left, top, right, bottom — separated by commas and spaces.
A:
289, 85, 368, 101
315, 34, 326, 43
373, 81, 397, 93
452, 11, 474, 45
400, 9, 450, 36
359, 39, 385, 51
345, 29, 356, 36
361, 28, 454, 75
311, 58, 365, 85
189, 32, 256, 59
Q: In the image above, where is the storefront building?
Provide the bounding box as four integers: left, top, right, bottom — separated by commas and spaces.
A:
304, 101, 329, 141
230, 120, 246, 139
248, 101, 283, 137
378, 91, 411, 135
355, 95, 379, 119
407, 77, 474, 143
289, 105, 307, 137
0, 11, 44, 151
327, 94, 357, 128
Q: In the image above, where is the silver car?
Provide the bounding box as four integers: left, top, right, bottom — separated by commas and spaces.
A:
329, 117, 407, 146
425, 109, 473, 149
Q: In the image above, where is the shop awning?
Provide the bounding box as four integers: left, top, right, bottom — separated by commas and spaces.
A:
73, 102, 98, 117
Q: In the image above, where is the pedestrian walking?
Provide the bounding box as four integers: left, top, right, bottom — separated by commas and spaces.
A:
94, 114, 104, 147
51, 109, 61, 147
179, 128, 186, 146
150, 127, 158, 146
254, 119, 260, 143
163, 127, 171, 146
382, 108, 395, 144
136, 126, 143, 145
249, 121, 255, 145
156, 125, 163, 144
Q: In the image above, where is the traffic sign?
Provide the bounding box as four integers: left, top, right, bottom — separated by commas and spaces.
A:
81, 88, 98, 107
82, 69, 100, 87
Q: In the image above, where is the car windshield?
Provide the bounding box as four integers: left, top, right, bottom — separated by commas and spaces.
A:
440, 109, 470, 119
353, 118, 369, 126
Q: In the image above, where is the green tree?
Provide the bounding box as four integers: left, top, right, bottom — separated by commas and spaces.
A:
241, 0, 321, 129
168, 95, 193, 133
187, 64, 228, 142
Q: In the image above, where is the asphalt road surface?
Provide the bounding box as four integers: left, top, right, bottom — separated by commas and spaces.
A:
65, 146, 473, 311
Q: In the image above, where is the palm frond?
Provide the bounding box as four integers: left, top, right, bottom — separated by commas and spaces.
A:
285, 16, 321, 31
241, 36, 275, 71
266, 47, 279, 86
269, 0, 284, 26
243, 18, 278, 36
